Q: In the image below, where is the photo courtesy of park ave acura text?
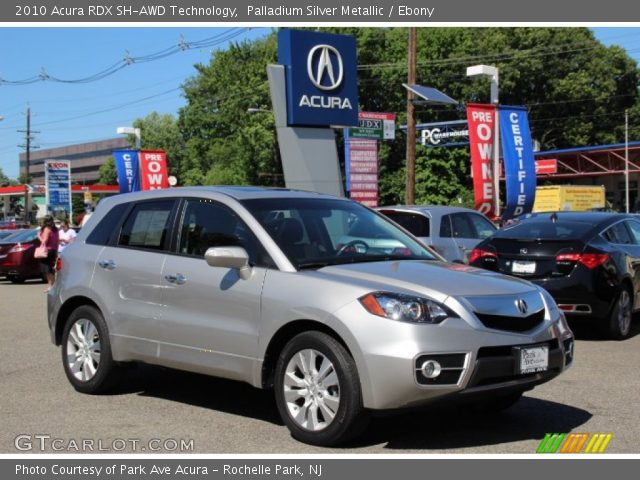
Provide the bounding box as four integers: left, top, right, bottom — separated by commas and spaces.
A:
2, 13, 640, 456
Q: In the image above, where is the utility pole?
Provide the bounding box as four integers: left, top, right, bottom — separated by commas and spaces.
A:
405, 27, 417, 205
18, 107, 39, 223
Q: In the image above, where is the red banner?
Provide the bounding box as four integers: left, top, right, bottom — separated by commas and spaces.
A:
466, 104, 497, 218
139, 150, 169, 190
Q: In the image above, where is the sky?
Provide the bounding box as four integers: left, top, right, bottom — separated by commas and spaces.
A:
0, 26, 639, 181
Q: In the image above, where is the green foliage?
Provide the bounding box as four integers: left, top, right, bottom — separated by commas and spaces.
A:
0, 167, 17, 186
175, 28, 639, 205
97, 157, 117, 185
132, 112, 186, 181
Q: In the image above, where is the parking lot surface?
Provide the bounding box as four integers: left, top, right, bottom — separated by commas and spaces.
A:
2, 280, 639, 454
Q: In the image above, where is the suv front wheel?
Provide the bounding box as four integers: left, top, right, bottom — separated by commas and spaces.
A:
274, 331, 368, 446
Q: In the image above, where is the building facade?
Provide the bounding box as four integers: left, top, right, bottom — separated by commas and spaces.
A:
19, 137, 130, 185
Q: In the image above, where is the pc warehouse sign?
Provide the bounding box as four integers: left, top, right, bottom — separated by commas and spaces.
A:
45, 160, 71, 216
278, 29, 359, 127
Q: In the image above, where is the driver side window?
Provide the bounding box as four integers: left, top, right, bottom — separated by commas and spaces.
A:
178, 199, 274, 268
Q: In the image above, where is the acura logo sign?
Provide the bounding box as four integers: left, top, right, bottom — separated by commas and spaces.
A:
307, 44, 344, 91
516, 299, 528, 315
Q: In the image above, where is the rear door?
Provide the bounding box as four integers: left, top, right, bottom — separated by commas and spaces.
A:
613, 220, 640, 309
90, 199, 178, 360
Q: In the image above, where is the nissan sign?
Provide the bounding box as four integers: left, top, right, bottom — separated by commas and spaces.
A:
278, 29, 358, 127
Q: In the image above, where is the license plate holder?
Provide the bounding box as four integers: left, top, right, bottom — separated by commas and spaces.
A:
514, 345, 549, 374
512, 260, 536, 274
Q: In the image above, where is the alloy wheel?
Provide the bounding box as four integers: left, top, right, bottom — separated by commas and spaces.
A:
66, 318, 101, 381
283, 349, 341, 431
618, 290, 632, 336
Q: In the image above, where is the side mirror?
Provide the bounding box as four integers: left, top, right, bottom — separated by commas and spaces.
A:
204, 246, 252, 280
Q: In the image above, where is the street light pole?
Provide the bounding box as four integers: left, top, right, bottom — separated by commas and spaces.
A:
467, 65, 500, 218
625, 109, 629, 213
405, 27, 417, 205
116, 126, 141, 149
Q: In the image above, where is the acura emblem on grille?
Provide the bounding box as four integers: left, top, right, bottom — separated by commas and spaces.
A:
516, 299, 528, 315
520, 247, 528, 254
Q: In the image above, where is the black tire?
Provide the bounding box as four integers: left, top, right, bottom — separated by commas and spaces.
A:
472, 392, 523, 414
61, 305, 122, 394
274, 331, 369, 446
9, 275, 25, 284
607, 287, 633, 340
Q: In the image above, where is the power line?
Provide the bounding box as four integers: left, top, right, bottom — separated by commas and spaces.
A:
0, 29, 250, 86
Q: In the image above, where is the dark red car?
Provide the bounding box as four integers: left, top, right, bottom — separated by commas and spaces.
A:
0, 229, 44, 283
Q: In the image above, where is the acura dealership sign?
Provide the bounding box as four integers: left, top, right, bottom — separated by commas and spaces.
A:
278, 29, 358, 127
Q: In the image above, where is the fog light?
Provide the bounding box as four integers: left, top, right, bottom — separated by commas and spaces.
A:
420, 360, 442, 379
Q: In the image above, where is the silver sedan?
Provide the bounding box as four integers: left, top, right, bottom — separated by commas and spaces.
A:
48, 187, 573, 446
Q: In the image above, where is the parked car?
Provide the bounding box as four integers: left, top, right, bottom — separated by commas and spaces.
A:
0, 219, 29, 230
48, 187, 573, 446
378, 205, 497, 262
469, 212, 640, 339
0, 228, 43, 283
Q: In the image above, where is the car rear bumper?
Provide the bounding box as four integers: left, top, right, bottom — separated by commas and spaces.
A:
531, 276, 615, 319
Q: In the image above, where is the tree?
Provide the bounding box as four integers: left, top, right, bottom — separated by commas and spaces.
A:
0, 167, 17, 186
177, 28, 640, 204
97, 158, 117, 185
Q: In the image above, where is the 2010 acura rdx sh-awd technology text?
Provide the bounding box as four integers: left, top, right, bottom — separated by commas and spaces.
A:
47, 187, 574, 446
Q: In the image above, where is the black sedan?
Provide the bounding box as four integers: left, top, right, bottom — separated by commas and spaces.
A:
469, 212, 640, 339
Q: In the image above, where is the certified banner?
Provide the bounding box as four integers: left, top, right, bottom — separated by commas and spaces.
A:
499, 106, 537, 220
45, 160, 71, 216
139, 150, 170, 190
113, 150, 140, 194
466, 104, 497, 218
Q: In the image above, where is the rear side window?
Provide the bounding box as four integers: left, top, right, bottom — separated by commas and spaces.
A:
118, 200, 175, 251
381, 211, 430, 237
86, 203, 129, 246
450, 213, 476, 238
625, 220, 640, 245
440, 215, 452, 237
498, 221, 593, 240
602, 222, 633, 245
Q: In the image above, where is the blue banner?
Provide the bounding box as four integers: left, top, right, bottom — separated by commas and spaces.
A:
113, 150, 140, 193
499, 106, 537, 220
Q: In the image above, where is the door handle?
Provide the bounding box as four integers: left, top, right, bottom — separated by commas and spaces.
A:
165, 273, 187, 285
98, 259, 116, 270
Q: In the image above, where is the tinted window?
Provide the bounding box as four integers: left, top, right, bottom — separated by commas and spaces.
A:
497, 221, 593, 240
380, 211, 430, 237
118, 200, 174, 251
603, 222, 633, 245
178, 199, 274, 268
468, 213, 497, 239
440, 215, 452, 237
451, 213, 476, 238
626, 220, 640, 245
86, 203, 129, 246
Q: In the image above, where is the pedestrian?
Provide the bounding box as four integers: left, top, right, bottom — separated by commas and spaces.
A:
58, 219, 77, 253
38, 215, 59, 292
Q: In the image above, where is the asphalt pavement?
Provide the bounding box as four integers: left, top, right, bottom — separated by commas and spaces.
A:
1, 280, 639, 454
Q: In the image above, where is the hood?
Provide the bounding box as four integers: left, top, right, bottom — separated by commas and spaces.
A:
317, 260, 538, 300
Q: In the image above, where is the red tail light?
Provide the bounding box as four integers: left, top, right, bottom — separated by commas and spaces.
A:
8, 243, 29, 254
469, 248, 497, 264
55, 257, 63, 272
556, 253, 609, 269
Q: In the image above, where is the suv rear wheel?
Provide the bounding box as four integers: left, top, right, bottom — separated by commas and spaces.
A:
274, 331, 368, 446
61, 305, 122, 393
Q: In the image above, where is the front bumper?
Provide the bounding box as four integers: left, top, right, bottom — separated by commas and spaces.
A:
332, 300, 574, 410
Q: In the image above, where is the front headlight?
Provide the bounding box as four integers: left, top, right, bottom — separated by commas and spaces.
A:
359, 292, 456, 324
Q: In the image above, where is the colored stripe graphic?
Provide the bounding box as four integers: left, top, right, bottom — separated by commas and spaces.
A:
538, 433, 613, 453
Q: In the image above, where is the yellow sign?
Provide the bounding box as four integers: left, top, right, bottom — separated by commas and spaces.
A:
533, 185, 605, 212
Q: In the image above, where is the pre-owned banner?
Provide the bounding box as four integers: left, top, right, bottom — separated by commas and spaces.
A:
113, 150, 140, 194
499, 106, 537, 220
466, 104, 497, 218
139, 150, 169, 190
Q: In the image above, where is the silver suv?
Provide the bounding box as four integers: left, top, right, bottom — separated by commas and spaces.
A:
48, 187, 574, 446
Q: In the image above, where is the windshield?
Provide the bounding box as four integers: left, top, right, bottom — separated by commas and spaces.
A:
242, 198, 437, 269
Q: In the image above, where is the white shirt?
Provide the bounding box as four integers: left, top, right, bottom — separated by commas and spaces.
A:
58, 227, 77, 252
